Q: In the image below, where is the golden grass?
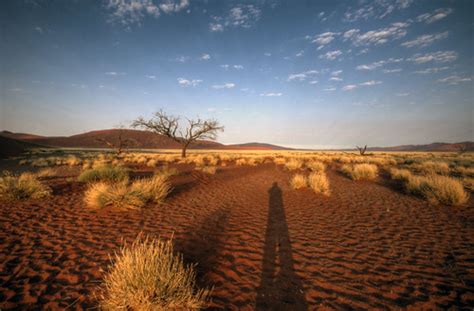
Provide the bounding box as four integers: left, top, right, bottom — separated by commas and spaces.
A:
308, 171, 330, 195
195, 166, 217, 174
341, 163, 378, 181
307, 161, 325, 173
389, 168, 412, 181
99, 235, 211, 310
0, 171, 51, 201
405, 174, 468, 206
285, 158, 304, 170
411, 160, 450, 175
84, 174, 171, 210
78, 165, 129, 183
290, 174, 307, 189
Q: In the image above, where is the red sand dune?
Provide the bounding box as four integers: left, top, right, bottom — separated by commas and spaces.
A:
0, 163, 473, 309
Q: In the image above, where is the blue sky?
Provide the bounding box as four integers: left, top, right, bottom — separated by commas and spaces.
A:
1, 0, 473, 148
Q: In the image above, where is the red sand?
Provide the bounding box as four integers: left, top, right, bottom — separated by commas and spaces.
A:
0, 163, 473, 309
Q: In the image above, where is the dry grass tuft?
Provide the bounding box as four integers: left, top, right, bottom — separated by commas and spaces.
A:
341, 164, 378, 181
405, 175, 469, 206
99, 235, 211, 310
78, 165, 128, 183
285, 158, 304, 170
307, 161, 325, 173
389, 168, 412, 181
290, 174, 307, 189
195, 166, 217, 174
0, 171, 51, 201
84, 175, 171, 210
308, 172, 330, 195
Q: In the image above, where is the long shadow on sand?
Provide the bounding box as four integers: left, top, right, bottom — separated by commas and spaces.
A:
256, 182, 307, 310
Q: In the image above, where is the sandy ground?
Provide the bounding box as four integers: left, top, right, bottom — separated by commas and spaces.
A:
0, 163, 473, 310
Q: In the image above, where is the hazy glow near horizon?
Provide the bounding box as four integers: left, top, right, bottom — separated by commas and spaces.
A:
1, 0, 473, 148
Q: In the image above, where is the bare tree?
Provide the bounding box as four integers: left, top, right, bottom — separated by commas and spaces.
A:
356, 145, 367, 156
132, 110, 224, 158
96, 129, 134, 156
458, 144, 467, 155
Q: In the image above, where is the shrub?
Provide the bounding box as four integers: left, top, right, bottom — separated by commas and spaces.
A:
99, 235, 211, 310
405, 175, 469, 206
78, 165, 128, 183
285, 158, 304, 170
389, 168, 412, 182
273, 157, 287, 165
290, 174, 307, 189
156, 166, 179, 178
35, 167, 57, 178
343, 164, 378, 181
411, 161, 450, 175
235, 158, 247, 166
308, 172, 330, 195
307, 161, 325, 173
195, 166, 217, 175
0, 171, 51, 201
84, 175, 171, 210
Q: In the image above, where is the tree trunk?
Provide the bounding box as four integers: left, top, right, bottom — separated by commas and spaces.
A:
181, 145, 188, 158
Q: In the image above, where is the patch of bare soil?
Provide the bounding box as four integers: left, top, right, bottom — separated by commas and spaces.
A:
0, 163, 473, 309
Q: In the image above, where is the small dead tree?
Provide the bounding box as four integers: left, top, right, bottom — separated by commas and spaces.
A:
96, 129, 134, 156
132, 110, 224, 158
458, 145, 467, 155
356, 145, 367, 156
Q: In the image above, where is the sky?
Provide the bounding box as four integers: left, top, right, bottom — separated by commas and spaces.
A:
1, 0, 473, 149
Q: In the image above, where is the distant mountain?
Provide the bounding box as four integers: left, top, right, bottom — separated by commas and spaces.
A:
227, 142, 291, 150
1, 130, 471, 152
0, 129, 291, 150
366, 142, 474, 152
0, 135, 47, 158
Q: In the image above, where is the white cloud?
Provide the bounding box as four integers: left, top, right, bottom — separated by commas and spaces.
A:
344, 22, 409, 46
437, 75, 472, 85
106, 0, 189, 26
295, 50, 304, 57
343, 80, 382, 91
105, 71, 126, 76
383, 68, 402, 73
320, 50, 342, 60
401, 31, 449, 48
330, 77, 343, 81
212, 83, 235, 89
309, 80, 318, 85
145, 75, 156, 79
396, 92, 410, 96
417, 8, 453, 24
159, 0, 189, 14
408, 51, 458, 64
344, 0, 413, 22
342, 84, 358, 91
331, 70, 343, 76
359, 80, 382, 86
413, 66, 450, 74
323, 87, 336, 91
311, 32, 338, 48
35, 26, 43, 34
177, 78, 202, 87
175, 56, 189, 63
209, 23, 224, 32
264, 52, 272, 57
200, 54, 211, 60
220, 64, 243, 70
287, 70, 319, 82
356, 58, 403, 70
106, 0, 159, 25
260, 92, 282, 97
210, 4, 261, 31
